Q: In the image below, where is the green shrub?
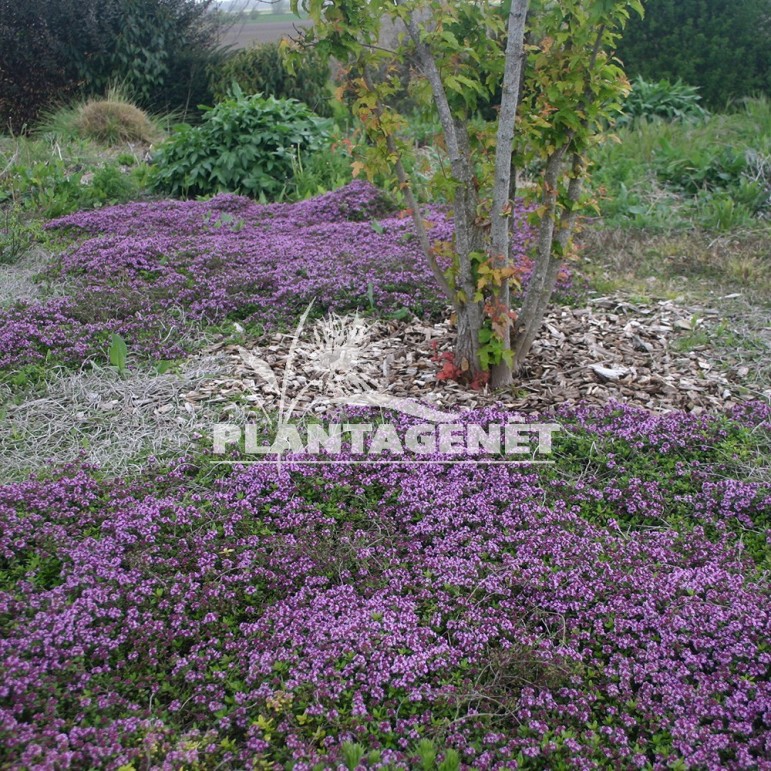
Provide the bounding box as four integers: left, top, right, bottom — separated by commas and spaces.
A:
619, 76, 708, 125
615, 0, 770, 109
209, 42, 332, 117
290, 143, 353, 200
88, 165, 149, 207
116, 152, 138, 166
87, 0, 224, 118
654, 144, 749, 196
697, 193, 755, 231
0, 0, 111, 132
150, 89, 331, 200
0, 206, 40, 265
0, 141, 150, 219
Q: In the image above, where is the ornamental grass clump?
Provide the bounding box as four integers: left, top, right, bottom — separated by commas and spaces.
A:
74, 98, 160, 145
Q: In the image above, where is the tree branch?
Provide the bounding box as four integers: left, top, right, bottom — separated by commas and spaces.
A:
491, 0, 529, 264
362, 68, 454, 301
511, 146, 565, 368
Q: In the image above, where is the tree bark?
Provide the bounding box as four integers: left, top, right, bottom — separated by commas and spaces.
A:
490, 0, 530, 389
401, 9, 486, 375
511, 147, 565, 369
450, 120, 485, 374
512, 152, 585, 370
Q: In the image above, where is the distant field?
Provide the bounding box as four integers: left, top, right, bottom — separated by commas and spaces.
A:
220, 16, 312, 48
242, 13, 303, 22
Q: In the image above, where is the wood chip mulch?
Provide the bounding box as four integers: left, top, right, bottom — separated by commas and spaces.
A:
183, 297, 769, 417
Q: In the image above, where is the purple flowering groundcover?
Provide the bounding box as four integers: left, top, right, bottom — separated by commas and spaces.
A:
1, 182, 549, 372
1, 182, 768, 768
1, 403, 769, 769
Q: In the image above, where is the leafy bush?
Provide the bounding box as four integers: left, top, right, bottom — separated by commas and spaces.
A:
0, 141, 150, 219
290, 142, 353, 200
87, 0, 222, 117
619, 76, 708, 125
0, 0, 113, 131
0, 206, 39, 265
150, 90, 332, 200
615, 0, 770, 109
86, 165, 150, 208
210, 42, 332, 116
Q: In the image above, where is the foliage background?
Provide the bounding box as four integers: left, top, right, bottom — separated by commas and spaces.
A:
0, 0, 221, 132
615, 0, 770, 108
209, 42, 332, 117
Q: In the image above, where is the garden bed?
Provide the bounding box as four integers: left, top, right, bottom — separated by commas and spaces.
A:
1, 403, 769, 769
1, 183, 769, 769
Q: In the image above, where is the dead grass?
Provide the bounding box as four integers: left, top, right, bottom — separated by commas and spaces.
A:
579, 226, 771, 302
0, 245, 50, 306
74, 99, 160, 145
579, 225, 771, 398
0, 356, 228, 483
0, 244, 90, 310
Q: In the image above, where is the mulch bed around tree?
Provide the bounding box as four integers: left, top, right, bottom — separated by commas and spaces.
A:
185, 296, 769, 418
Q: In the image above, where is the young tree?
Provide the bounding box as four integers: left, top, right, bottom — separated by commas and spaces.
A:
291, 0, 642, 388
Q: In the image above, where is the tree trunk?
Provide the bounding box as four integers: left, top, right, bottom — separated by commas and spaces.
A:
453, 154, 485, 377
402, 13, 487, 378
511, 147, 564, 370
489, 0, 530, 389
512, 153, 583, 370
455, 299, 484, 376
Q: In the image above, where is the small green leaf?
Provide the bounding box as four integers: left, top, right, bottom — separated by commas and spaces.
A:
155, 360, 175, 374
108, 333, 128, 374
